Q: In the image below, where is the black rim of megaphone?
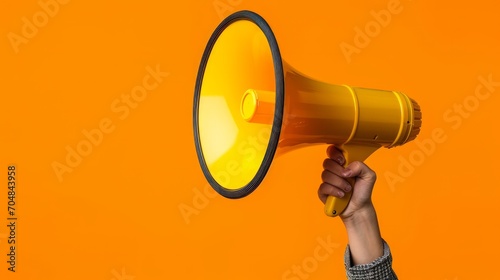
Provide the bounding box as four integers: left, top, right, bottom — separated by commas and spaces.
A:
193, 10, 284, 199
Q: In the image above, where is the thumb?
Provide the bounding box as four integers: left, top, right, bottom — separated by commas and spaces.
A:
343, 161, 377, 184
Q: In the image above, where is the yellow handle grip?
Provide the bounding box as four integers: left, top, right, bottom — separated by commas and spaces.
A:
323, 144, 380, 217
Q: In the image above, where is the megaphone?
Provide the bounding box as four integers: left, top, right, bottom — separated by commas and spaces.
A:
193, 11, 421, 217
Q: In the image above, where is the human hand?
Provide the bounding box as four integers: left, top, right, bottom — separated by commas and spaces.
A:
318, 145, 383, 265
318, 145, 377, 221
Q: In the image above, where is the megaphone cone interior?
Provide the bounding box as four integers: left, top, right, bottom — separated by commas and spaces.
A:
193, 11, 422, 216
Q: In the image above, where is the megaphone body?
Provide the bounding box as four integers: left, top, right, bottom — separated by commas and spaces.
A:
193, 11, 421, 216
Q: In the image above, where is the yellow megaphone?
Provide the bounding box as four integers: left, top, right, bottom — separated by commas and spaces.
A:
193, 11, 422, 217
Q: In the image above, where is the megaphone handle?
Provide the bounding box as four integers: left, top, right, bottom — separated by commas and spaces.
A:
324, 144, 379, 217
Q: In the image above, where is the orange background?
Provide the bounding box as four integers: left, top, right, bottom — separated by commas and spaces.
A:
1, 0, 500, 279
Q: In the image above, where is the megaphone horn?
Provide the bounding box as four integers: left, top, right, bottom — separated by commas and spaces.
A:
193, 10, 422, 217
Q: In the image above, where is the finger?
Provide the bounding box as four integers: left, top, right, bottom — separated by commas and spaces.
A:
318, 183, 346, 204
343, 161, 377, 183
321, 169, 352, 193
326, 145, 345, 165
322, 158, 345, 174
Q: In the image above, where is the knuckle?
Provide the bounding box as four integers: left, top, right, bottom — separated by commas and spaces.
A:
350, 161, 361, 170
364, 165, 376, 179
322, 158, 330, 169
317, 184, 324, 196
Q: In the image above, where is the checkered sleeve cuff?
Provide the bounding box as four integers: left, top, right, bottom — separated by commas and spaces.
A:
344, 240, 398, 280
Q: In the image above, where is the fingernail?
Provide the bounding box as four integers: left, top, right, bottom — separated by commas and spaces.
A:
338, 191, 345, 198
342, 169, 351, 177
344, 185, 352, 192
337, 156, 344, 165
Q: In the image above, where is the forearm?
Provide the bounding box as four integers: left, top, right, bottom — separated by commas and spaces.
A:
341, 204, 383, 265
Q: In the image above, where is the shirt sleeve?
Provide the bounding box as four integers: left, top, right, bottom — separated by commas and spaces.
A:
344, 240, 398, 280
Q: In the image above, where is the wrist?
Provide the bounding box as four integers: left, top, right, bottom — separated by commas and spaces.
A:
340, 202, 376, 228
341, 204, 383, 265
